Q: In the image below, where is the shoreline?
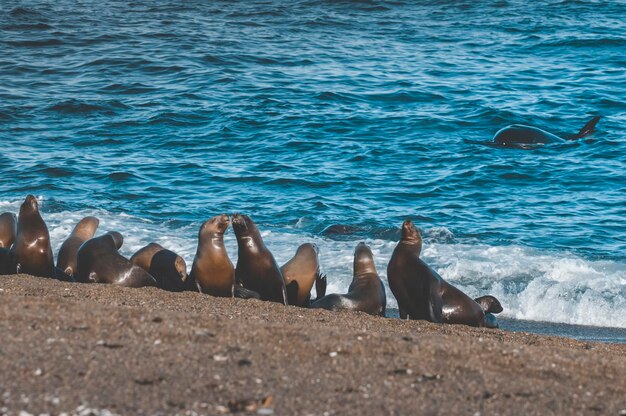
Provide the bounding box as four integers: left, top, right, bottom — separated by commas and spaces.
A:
1, 274, 625, 415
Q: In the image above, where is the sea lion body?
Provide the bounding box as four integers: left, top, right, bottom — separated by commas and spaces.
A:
281, 243, 321, 307
232, 214, 286, 305
57, 216, 99, 277
311, 242, 386, 316
387, 220, 500, 327
0, 212, 17, 249
76, 232, 157, 287
131, 242, 188, 292
493, 116, 600, 148
9, 195, 55, 278
189, 214, 235, 297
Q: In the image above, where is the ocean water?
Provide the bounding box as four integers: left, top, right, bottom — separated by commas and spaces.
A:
1, 1, 625, 335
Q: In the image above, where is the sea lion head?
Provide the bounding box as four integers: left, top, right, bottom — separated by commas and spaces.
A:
296, 242, 319, 257
73, 216, 100, 240
401, 220, 422, 245
19, 195, 39, 217
106, 231, 124, 250
353, 242, 377, 275
231, 213, 256, 237
200, 214, 230, 236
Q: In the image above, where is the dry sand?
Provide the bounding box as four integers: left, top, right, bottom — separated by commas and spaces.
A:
1, 274, 625, 416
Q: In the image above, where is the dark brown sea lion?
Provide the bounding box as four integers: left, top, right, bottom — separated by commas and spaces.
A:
387, 220, 501, 328
131, 242, 188, 292
9, 195, 55, 278
281, 243, 322, 307
76, 232, 157, 287
232, 214, 287, 305
56, 216, 99, 277
0, 212, 17, 249
188, 214, 235, 297
311, 242, 386, 316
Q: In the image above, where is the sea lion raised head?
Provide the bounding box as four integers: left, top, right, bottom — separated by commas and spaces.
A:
0, 212, 17, 249
232, 214, 287, 305
57, 216, 100, 277
400, 220, 422, 253
9, 195, 55, 278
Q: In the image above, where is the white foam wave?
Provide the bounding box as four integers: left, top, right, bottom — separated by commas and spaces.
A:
2, 199, 625, 328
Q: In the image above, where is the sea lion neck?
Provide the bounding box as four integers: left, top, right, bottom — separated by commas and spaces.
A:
353, 244, 377, 276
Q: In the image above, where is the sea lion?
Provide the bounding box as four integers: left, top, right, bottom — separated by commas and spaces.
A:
281, 243, 323, 307
56, 216, 99, 277
131, 242, 188, 292
387, 220, 500, 328
0, 212, 17, 249
492, 116, 600, 148
232, 214, 287, 305
9, 195, 55, 278
188, 214, 235, 297
76, 232, 157, 287
311, 242, 386, 316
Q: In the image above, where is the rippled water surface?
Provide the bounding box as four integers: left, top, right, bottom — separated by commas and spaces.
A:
1, 1, 625, 329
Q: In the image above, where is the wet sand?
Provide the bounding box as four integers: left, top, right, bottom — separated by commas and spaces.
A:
1, 274, 625, 415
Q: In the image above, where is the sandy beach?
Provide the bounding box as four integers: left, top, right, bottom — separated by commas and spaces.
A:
0, 275, 624, 415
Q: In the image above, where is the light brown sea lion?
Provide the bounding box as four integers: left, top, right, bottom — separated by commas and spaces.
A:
387, 220, 501, 328
9, 195, 55, 278
281, 243, 323, 307
76, 232, 157, 287
311, 242, 386, 316
232, 214, 286, 305
56, 216, 99, 277
188, 214, 234, 296
0, 212, 17, 249
131, 242, 188, 292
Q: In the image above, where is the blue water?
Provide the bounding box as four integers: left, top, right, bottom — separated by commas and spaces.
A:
1, 1, 625, 332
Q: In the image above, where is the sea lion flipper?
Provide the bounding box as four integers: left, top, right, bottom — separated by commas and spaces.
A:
55, 267, 75, 283
285, 281, 299, 306
315, 273, 327, 299
234, 285, 261, 300
574, 115, 601, 139
484, 313, 499, 329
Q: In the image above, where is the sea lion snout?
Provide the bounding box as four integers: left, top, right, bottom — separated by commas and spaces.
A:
21, 195, 39, 214
231, 213, 251, 234
401, 220, 422, 243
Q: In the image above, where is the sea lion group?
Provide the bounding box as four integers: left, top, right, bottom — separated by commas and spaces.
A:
0, 195, 503, 328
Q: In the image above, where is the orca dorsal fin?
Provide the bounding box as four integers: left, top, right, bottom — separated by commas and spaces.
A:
574, 116, 601, 139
